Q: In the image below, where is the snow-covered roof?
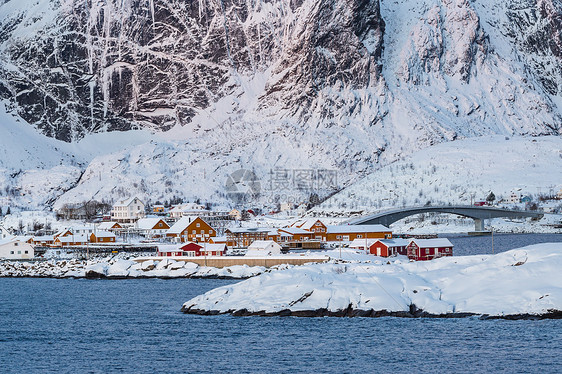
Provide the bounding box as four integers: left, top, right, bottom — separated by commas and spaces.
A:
97, 222, 121, 230
33, 235, 54, 242
293, 219, 324, 230
349, 238, 409, 249
327, 224, 390, 234
136, 218, 168, 230
226, 227, 272, 234
211, 236, 228, 242
14, 235, 33, 242
56, 235, 89, 243
349, 238, 380, 248
409, 238, 453, 248
279, 227, 312, 235
113, 196, 143, 207
248, 240, 282, 250
54, 229, 72, 237
167, 216, 196, 234
0, 237, 19, 246
200, 243, 227, 252
377, 238, 410, 247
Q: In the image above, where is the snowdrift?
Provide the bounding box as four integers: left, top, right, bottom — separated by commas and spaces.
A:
182, 243, 562, 318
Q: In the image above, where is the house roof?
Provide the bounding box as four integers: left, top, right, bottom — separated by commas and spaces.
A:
409, 238, 453, 248
200, 243, 227, 252
279, 227, 312, 235
226, 227, 272, 234
350, 238, 409, 248
54, 229, 73, 237
377, 238, 410, 247
113, 196, 143, 207
248, 240, 282, 250
136, 218, 168, 230
33, 235, 54, 242
327, 224, 390, 234
56, 235, 89, 243
97, 222, 122, 230
349, 238, 380, 248
167, 216, 196, 234
291, 219, 325, 230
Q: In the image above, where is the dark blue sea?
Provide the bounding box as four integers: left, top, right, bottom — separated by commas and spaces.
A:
1, 234, 561, 373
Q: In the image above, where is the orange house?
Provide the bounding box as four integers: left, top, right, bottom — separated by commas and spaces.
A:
166, 216, 216, 243
90, 231, 116, 243
53, 235, 89, 247
53, 229, 73, 240
290, 219, 327, 240
326, 224, 392, 242
278, 227, 314, 241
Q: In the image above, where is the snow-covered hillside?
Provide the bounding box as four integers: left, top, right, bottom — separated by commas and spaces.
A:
0, 101, 155, 210
182, 242, 562, 318
316, 136, 562, 214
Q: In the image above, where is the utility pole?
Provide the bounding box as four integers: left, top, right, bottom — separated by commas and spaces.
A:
491, 226, 494, 255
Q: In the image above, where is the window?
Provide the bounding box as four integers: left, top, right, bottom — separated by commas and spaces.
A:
17, 251, 21, 254
25, 250, 28, 254
210, 230, 213, 234
14, 242, 18, 246
192, 230, 196, 234
357, 235, 363, 238
425, 249, 429, 254
196, 223, 200, 227
10, 251, 14, 254
336, 235, 342, 239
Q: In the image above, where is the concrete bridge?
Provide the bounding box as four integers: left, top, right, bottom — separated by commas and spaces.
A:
348, 206, 544, 231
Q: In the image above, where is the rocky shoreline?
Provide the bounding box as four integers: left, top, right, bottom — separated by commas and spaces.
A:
0, 258, 268, 279
181, 304, 562, 320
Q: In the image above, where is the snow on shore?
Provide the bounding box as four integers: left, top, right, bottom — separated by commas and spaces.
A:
0, 257, 268, 279
182, 243, 562, 318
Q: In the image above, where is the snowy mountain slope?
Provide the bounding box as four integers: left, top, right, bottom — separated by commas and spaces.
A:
0, 101, 155, 210
0, 0, 561, 210
315, 135, 562, 214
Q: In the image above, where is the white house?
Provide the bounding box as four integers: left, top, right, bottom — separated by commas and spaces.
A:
169, 203, 208, 219
246, 240, 282, 256
0, 238, 34, 259
507, 190, 522, 204
71, 226, 96, 236
111, 197, 145, 223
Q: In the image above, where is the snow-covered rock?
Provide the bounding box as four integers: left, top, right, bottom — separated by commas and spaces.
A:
181, 243, 562, 318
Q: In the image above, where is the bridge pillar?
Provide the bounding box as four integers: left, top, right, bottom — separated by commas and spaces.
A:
474, 219, 484, 232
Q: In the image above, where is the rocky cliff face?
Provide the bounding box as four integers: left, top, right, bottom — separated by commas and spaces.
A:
1, 0, 560, 142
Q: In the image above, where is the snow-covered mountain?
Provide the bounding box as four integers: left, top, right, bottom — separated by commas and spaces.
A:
0, 0, 561, 210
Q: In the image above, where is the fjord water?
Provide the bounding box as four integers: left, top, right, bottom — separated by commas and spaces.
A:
1, 235, 561, 373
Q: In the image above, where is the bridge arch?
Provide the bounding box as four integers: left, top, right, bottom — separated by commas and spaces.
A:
349, 206, 543, 231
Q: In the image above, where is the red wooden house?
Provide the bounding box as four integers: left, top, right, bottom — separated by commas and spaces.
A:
350, 238, 409, 257
159, 242, 227, 257
406, 239, 453, 261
